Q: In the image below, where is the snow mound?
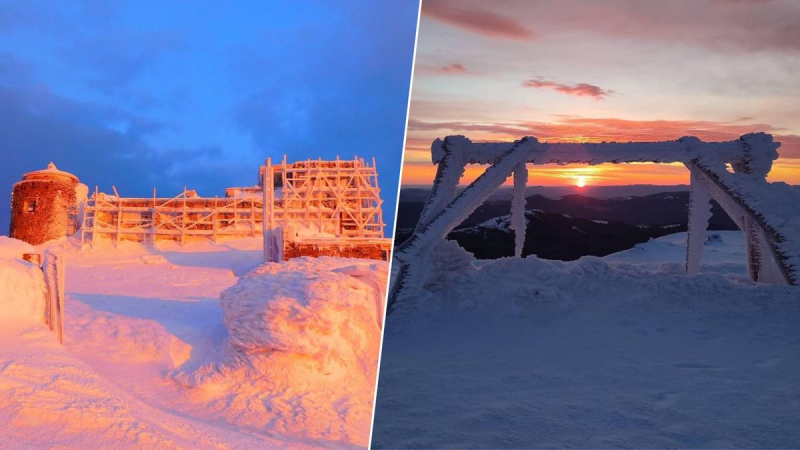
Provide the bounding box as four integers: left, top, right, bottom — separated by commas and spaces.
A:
221, 257, 386, 368
175, 257, 388, 446
374, 232, 800, 448
0, 238, 45, 323
0, 236, 35, 259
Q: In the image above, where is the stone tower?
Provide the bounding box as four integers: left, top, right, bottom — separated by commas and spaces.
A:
10, 162, 81, 245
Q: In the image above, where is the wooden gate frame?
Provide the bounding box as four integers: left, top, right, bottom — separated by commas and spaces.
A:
390, 133, 796, 312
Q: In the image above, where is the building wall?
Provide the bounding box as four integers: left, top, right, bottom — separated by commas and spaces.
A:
283, 241, 390, 261
10, 178, 78, 245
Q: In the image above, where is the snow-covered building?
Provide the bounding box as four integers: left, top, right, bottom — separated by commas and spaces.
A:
8, 157, 391, 261
9, 163, 87, 245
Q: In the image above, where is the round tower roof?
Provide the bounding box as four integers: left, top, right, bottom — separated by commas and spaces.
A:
22, 162, 79, 183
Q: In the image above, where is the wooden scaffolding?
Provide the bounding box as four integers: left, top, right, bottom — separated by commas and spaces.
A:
79, 156, 390, 260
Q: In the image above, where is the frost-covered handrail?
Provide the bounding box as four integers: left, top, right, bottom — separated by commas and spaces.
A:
432, 133, 780, 177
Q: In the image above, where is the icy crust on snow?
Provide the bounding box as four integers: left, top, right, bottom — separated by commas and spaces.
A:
431, 133, 779, 167
374, 233, 800, 448
178, 257, 387, 446
0, 237, 45, 323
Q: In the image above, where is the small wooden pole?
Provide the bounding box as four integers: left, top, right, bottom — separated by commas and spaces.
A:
250, 200, 255, 237
181, 187, 186, 245
151, 187, 157, 246
112, 186, 121, 245
213, 196, 218, 243
92, 186, 98, 244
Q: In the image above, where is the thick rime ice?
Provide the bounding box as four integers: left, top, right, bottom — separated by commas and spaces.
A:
685, 167, 713, 275
416, 138, 465, 233
510, 163, 528, 258
431, 132, 779, 168
398, 136, 536, 259
395, 132, 796, 303
692, 157, 800, 284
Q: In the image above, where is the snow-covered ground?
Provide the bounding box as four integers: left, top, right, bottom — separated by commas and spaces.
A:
1, 235, 385, 448
373, 231, 800, 448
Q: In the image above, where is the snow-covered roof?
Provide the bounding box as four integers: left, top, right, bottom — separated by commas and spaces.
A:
22, 162, 79, 183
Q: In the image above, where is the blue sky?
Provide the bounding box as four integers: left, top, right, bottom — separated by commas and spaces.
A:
0, 0, 419, 235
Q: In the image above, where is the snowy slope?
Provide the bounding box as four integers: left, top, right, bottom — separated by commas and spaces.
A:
1, 236, 382, 448
373, 232, 800, 448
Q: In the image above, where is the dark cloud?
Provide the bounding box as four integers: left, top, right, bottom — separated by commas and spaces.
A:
0, 1, 418, 237
522, 78, 615, 100
422, 0, 535, 40
0, 83, 253, 235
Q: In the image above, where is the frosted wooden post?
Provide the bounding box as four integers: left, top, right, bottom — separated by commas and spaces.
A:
42, 248, 65, 344
80, 190, 88, 246
397, 137, 537, 262
250, 200, 255, 237
263, 158, 279, 263
687, 162, 793, 285
685, 166, 712, 275
91, 186, 98, 244
213, 196, 218, 243
181, 187, 187, 245
151, 187, 157, 246
112, 186, 121, 245
510, 162, 528, 258
414, 138, 466, 233
743, 216, 762, 281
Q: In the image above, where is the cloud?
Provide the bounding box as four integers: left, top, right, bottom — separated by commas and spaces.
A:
435, 63, 466, 74
416, 63, 467, 76
407, 116, 799, 159
0, 83, 252, 235
422, 0, 535, 41
522, 78, 615, 100
426, 0, 800, 53
63, 30, 185, 95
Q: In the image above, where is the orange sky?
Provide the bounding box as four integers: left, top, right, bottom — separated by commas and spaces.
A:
403, 0, 800, 188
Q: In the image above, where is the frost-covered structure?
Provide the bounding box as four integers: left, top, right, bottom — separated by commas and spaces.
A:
9, 163, 86, 245
390, 133, 798, 310
71, 156, 390, 261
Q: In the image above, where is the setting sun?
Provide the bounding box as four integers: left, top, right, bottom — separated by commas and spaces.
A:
576, 176, 587, 188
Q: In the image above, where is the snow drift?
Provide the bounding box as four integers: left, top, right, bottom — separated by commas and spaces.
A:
175, 257, 388, 447
0, 237, 45, 323
374, 232, 800, 448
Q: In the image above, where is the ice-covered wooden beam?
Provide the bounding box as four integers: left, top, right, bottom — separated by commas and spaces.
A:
431, 133, 780, 175
689, 160, 799, 285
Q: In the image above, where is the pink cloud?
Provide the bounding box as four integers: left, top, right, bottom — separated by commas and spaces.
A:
422, 0, 535, 41
438, 63, 466, 74
522, 78, 615, 100
417, 63, 467, 76
430, 0, 800, 53
407, 116, 799, 159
